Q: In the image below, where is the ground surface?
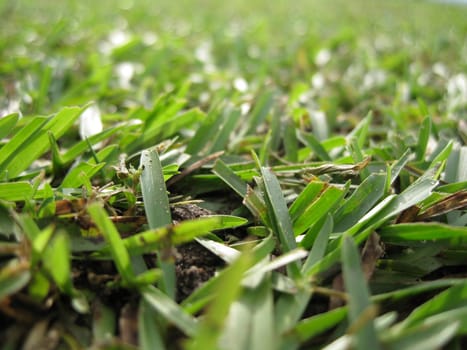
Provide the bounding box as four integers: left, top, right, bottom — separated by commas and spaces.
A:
1, 0, 467, 349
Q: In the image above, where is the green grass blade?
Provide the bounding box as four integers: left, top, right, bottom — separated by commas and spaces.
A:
0, 113, 19, 140
104, 215, 247, 258
139, 299, 166, 350
334, 173, 387, 232
140, 149, 172, 229
389, 149, 411, 184
140, 149, 174, 298
293, 307, 347, 343
142, 285, 198, 337
415, 116, 432, 162
293, 185, 344, 235
42, 231, 73, 294
244, 90, 274, 135
284, 120, 299, 162
342, 234, 381, 350
289, 180, 324, 221
185, 100, 225, 155
0, 182, 34, 201
60, 162, 106, 189
0, 265, 31, 301
222, 277, 275, 350
87, 203, 135, 285
348, 111, 372, 149
298, 130, 332, 161
397, 282, 467, 330
301, 214, 333, 273
186, 251, 253, 350
212, 159, 248, 197
259, 165, 300, 276
383, 321, 458, 350
445, 146, 467, 183
209, 108, 242, 153
0, 116, 48, 176
380, 222, 467, 243
1, 107, 83, 178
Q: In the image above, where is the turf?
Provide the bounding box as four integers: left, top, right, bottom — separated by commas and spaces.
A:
1, 0, 466, 349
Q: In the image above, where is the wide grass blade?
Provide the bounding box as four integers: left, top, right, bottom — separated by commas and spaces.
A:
0, 182, 35, 201
221, 277, 275, 350
140, 149, 174, 298
0, 107, 83, 178
186, 251, 253, 350
140, 149, 172, 229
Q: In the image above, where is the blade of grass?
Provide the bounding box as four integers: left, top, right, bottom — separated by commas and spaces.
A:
212, 159, 248, 197
334, 173, 387, 232
292, 307, 347, 343
342, 235, 380, 350
0, 113, 19, 140
301, 214, 333, 273
221, 277, 275, 350
379, 222, 467, 243
297, 130, 332, 161
396, 282, 467, 330
140, 149, 174, 298
42, 231, 73, 294
185, 251, 253, 350
259, 165, 301, 277
142, 285, 198, 337
415, 116, 432, 162
138, 299, 166, 350
87, 203, 135, 285
293, 185, 344, 235
1, 106, 83, 178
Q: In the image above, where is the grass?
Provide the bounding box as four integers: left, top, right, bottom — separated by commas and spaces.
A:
1, 0, 467, 349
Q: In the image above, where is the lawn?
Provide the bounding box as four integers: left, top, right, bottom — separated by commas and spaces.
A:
1, 0, 467, 349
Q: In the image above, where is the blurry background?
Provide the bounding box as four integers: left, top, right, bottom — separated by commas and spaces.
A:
1, 0, 466, 129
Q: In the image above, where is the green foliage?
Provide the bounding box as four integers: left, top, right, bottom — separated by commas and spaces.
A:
1, 0, 466, 348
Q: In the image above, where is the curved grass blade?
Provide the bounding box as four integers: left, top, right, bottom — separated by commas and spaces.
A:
142, 285, 198, 337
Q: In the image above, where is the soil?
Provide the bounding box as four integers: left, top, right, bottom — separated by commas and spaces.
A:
171, 204, 225, 302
